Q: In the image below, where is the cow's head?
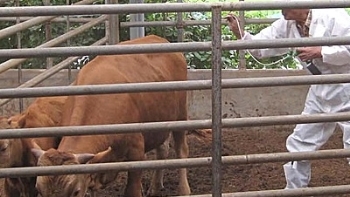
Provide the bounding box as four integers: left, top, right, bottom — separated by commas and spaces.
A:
31, 146, 113, 197
31, 148, 93, 197
0, 116, 23, 168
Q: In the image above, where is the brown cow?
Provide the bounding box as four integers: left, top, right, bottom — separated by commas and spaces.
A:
0, 96, 66, 197
0, 116, 29, 197
31, 35, 191, 197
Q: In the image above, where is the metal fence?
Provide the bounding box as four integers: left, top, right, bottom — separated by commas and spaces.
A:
1, 1, 350, 197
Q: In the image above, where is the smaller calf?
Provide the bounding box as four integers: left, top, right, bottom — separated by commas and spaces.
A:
0, 96, 66, 197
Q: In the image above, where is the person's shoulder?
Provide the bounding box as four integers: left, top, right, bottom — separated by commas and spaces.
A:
313, 8, 349, 19
271, 17, 294, 29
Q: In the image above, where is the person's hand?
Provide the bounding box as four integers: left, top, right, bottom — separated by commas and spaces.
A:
296, 47, 322, 61
225, 13, 244, 39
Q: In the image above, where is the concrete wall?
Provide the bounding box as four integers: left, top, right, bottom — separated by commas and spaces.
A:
187, 69, 309, 120
0, 69, 310, 120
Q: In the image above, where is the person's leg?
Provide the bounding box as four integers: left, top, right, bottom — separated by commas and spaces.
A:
284, 86, 336, 189
284, 121, 336, 189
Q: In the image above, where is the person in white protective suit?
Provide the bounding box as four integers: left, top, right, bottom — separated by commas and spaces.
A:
226, 5, 350, 189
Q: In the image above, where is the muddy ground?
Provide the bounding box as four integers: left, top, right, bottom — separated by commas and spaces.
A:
96, 126, 350, 197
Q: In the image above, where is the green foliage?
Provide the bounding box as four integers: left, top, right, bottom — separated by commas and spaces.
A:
148, 8, 297, 69
0, 0, 105, 69
4, 0, 348, 69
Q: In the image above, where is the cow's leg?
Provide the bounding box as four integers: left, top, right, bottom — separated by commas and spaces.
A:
125, 163, 144, 197
124, 135, 145, 197
172, 131, 190, 195
147, 135, 171, 196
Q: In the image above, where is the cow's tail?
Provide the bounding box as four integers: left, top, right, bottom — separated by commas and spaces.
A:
187, 129, 212, 143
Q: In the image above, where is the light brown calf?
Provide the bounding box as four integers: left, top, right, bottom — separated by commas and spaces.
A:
0, 96, 66, 197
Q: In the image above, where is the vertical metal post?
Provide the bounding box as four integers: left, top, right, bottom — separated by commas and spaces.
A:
15, 0, 23, 113
161, 0, 166, 38
211, 5, 222, 197
177, 0, 184, 42
238, 0, 246, 70
66, 0, 72, 83
43, 0, 53, 69
105, 0, 110, 42
129, 0, 144, 39
107, 0, 119, 44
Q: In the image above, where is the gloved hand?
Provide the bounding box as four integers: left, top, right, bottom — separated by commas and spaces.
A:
225, 13, 244, 39
296, 47, 322, 62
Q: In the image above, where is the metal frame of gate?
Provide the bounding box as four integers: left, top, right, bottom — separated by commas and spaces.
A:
1, 1, 350, 196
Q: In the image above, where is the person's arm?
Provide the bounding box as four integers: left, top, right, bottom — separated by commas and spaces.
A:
244, 19, 292, 58
226, 14, 291, 59
320, 9, 350, 66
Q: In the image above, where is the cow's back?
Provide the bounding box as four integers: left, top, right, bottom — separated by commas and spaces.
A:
60, 35, 187, 153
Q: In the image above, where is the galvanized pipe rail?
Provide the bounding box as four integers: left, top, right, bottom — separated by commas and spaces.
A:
0, 15, 107, 74
0, 0, 97, 40
183, 185, 350, 197
0, 0, 349, 16
0, 36, 349, 58
0, 16, 100, 23
0, 37, 108, 107
1, 112, 350, 139
0, 149, 349, 177
0, 74, 348, 98
119, 18, 278, 28
0, 149, 349, 196
0, 18, 278, 26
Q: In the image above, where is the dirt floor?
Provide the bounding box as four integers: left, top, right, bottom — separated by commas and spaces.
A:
95, 126, 350, 197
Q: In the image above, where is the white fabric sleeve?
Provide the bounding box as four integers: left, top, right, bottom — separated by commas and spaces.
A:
241, 19, 291, 59
320, 10, 350, 66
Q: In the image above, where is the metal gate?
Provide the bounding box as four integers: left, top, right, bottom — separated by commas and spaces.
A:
1, 1, 350, 196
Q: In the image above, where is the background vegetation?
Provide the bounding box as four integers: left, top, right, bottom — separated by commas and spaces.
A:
1, 0, 348, 69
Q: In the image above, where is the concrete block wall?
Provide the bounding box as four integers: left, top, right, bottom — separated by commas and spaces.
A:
187, 69, 309, 120
0, 69, 310, 121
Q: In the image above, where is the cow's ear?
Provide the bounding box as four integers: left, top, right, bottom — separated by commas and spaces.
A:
8, 114, 26, 128
74, 153, 95, 164
89, 147, 113, 164
31, 148, 45, 160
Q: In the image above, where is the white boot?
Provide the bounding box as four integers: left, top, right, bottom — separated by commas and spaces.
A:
283, 161, 311, 189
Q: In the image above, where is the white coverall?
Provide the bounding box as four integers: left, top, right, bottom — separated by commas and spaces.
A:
242, 8, 350, 189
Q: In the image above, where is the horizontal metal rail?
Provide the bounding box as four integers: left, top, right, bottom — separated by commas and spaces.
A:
1, 149, 349, 197
0, 18, 277, 25
184, 185, 350, 197
0, 149, 349, 178
0, 37, 108, 107
0, 36, 349, 58
0, 15, 107, 74
0, 1, 349, 16
120, 18, 277, 28
1, 112, 350, 139
0, 74, 349, 98
0, 16, 100, 23
0, 0, 97, 40
0, 16, 57, 40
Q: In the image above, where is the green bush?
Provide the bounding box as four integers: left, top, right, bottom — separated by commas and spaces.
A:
0, 0, 105, 69
1, 0, 335, 69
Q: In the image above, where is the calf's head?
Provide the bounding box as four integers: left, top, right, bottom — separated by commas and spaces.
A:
31, 147, 113, 197
0, 116, 23, 168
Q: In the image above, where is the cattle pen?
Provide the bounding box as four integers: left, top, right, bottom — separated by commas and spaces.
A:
1, 0, 350, 196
